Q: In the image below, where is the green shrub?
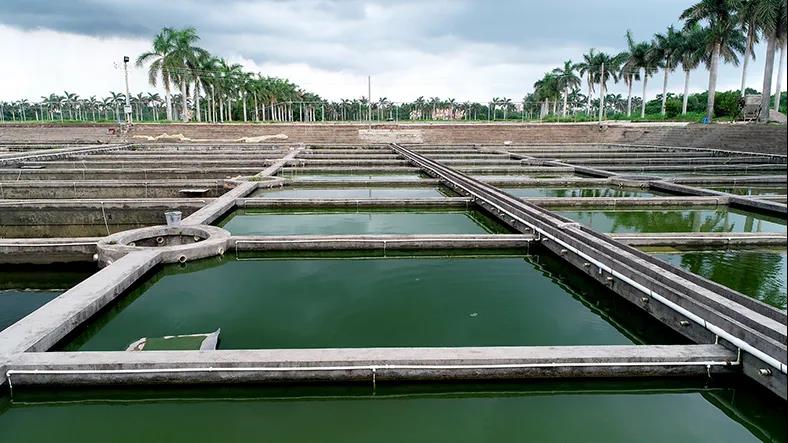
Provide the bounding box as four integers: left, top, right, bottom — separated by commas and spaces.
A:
665, 99, 682, 118
714, 90, 742, 119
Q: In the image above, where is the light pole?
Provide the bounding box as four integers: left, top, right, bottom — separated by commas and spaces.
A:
123, 56, 133, 124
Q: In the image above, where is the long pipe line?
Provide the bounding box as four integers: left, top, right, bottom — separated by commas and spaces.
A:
393, 144, 787, 374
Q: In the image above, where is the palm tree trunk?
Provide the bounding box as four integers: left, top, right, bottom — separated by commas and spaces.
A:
773, 41, 786, 112
626, 77, 633, 117
706, 41, 721, 122
641, 70, 648, 118
195, 79, 202, 122
242, 91, 248, 122
759, 35, 777, 123
254, 93, 259, 122
740, 28, 753, 96
682, 69, 691, 115
586, 75, 593, 114
164, 82, 173, 121
210, 86, 215, 123
661, 61, 669, 115
180, 81, 189, 122
597, 63, 606, 121
562, 88, 568, 116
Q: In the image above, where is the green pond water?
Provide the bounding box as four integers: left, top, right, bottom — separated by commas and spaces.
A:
1, 380, 784, 443
249, 186, 455, 198
61, 250, 682, 351
555, 207, 787, 234
651, 249, 787, 309
708, 186, 788, 196
0, 264, 94, 331
620, 170, 786, 178
474, 174, 576, 180
503, 186, 661, 198
217, 209, 509, 235
279, 173, 426, 181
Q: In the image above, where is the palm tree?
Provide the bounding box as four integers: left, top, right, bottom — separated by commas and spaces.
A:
775, 41, 786, 112
754, 0, 787, 120
170, 27, 209, 122
137, 27, 177, 120
681, 0, 744, 121
577, 49, 598, 114
87, 96, 99, 121
146, 92, 162, 121
17, 99, 29, 121
622, 30, 654, 117
101, 97, 114, 120
238, 71, 253, 122
62, 91, 77, 120
678, 24, 710, 113
738, 0, 762, 94
533, 74, 561, 118
191, 52, 218, 123
652, 25, 685, 114
593, 51, 627, 120
109, 92, 125, 122
552, 60, 581, 116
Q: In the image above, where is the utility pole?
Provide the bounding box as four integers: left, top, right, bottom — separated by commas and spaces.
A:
368, 75, 372, 127
123, 56, 133, 125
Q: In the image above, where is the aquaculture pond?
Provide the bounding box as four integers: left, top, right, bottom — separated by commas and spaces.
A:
1, 380, 784, 443
474, 174, 577, 181
554, 207, 787, 234
502, 186, 662, 198
707, 186, 787, 197
615, 169, 786, 178
0, 264, 94, 331
278, 172, 427, 181
216, 208, 510, 236
60, 250, 682, 351
249, 186, 456, 199
651, 249, 787, 310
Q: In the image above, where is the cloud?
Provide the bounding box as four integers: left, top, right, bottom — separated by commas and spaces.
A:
0, 1, 785, 103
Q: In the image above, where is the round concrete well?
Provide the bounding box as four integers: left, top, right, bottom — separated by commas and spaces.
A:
97, 225, 230, 267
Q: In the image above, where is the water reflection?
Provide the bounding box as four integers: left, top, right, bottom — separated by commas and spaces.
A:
653, 249, 787, 309
556, 208, 787, 234
504, 187, 659, 198
0, 379, 784, 443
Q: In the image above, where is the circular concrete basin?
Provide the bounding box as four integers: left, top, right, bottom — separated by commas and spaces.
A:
97, 225, 230, 267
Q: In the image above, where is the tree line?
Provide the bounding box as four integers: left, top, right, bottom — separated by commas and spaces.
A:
532, 0, 786, 122
1, 0, 785, 124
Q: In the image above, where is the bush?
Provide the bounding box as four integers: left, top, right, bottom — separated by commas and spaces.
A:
665, 99, 682, 118
714, 90, 742, 119
644, 99, 661, 115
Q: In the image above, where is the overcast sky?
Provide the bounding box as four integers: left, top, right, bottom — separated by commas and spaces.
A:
1, 0, 785, 103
